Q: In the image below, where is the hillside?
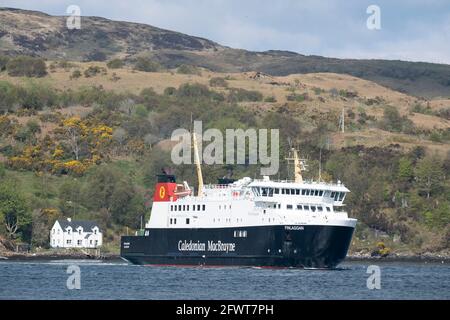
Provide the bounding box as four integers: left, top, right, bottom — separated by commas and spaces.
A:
1, 7, 450, 98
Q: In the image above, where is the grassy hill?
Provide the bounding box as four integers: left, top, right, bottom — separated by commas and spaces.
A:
0, 59, 449, 256
1, 7, 450, 98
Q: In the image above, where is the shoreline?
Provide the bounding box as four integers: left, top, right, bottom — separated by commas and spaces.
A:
1, 252, 449, 264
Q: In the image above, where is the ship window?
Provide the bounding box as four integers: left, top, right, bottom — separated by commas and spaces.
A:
297, 205, 302, 210
314, 190, 319, 196
287, 204, 293, 210
197, 205, 201, 211
311, 206, 317, 212
202, 204, 206, 211
170, 205, 173, 211
330, 192, 335, 198
301, 189, 306, 195
319, 190, 324, 196
339, 192, 345, 201
186, 218, 190, 225
187, 205, 189, 211
278, 204, 281, 209
193, 205, 196, 211
170, 218, 173, 224
326, 207, 331, 212
178, 205, 182, 211
229, 205, 231, 209
318, 206, 323, 212
174, 218, 177, 224
274, 188, 279, 194
268, 188, 274, 197
263, 188, 269, 196
305, 189, 310, 196
182, 205, 185, 211
296, 189, 300, 195
304, 205, 310, 211
334, 193, 339, 201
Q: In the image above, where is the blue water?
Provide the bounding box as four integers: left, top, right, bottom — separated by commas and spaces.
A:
0, 260, 449, 299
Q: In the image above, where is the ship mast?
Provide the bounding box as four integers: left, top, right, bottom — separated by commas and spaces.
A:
286, 148, 304, 183
192, 132, 204, 196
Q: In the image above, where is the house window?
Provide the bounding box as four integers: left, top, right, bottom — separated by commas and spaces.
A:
94, 229, 97, 235
78, 230, 81, 235
95, 240, 98, 246
77, 240, 82, 245
67, 240, 71, 244
90, 240, 93, 245
67, 229, 71, 235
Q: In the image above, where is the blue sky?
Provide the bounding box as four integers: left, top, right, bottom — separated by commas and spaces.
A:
1, 0, 450, 64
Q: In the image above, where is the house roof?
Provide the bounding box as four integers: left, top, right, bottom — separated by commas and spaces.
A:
57, 220, 100, 232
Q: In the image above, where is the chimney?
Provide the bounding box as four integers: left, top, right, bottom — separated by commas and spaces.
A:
67, 218, 72, 222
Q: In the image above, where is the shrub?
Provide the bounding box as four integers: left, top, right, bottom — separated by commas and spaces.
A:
264, 96, 277, 103
106, 59, 124, 69
177, 64, 200, 75
163, 87, 176, 96
70, 69, 82, 79
379, 106, 415, 133
286, 93, 308, 102
209, 77, 228, 87
227, 88, 263, 102
0, 55, 10, 71
84, 65, 107, 78
6, 56, 47, 77
133, 57, 160, 72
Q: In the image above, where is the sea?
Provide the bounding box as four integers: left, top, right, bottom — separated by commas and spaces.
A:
0, 260, 449, 300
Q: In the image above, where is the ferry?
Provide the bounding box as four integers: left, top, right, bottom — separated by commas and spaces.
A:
121, 134, 357, 268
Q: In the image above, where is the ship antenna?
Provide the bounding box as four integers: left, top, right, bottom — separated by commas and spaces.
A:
285, 147, 303, 183
192, 131, 204, 196
318, 148, 322, 182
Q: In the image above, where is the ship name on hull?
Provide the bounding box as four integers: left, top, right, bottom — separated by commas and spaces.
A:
178, 240, 236, 253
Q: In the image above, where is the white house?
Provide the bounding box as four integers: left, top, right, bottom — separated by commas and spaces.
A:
50, 218, 103, 249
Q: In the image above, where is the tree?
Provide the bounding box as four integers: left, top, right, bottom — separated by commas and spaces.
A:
83, 165, 143, 227
6, 56, 47, 77
0, 182, 31, 239
415, 156, 443, 198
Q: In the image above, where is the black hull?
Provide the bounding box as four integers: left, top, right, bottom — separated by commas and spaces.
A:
121, 225, 354, 269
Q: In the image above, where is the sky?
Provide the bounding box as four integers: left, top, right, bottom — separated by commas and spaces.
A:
1, 0, 450, 64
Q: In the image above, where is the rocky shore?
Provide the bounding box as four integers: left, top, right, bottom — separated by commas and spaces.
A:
0, 250, 121, 261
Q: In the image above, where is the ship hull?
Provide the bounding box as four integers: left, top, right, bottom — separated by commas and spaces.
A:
121, 224, 355, 269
